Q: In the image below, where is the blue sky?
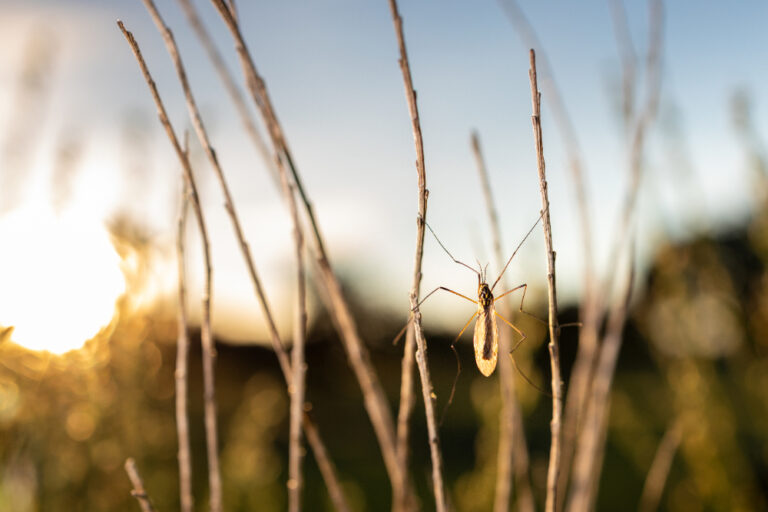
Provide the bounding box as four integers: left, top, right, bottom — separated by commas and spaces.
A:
2, 0, 767, 342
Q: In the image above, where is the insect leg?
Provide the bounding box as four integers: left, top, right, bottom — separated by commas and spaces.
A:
495, 311, 552, 397
416, 286, 477, 310
494, 310, 527, 353
440, 310, 478, 425
494, 283, 547, 326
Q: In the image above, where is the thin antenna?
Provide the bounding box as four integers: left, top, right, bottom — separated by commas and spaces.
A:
426, 221, 480, 277
491, 209, 546, 292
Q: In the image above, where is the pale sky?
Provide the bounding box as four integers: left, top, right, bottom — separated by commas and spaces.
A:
2, 0, 767, 344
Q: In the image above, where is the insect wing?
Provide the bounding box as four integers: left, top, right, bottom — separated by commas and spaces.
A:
473, 302, 499, 376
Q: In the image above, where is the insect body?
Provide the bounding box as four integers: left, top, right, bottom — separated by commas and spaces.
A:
420, 213, 543, 377
474, 282, 499, 376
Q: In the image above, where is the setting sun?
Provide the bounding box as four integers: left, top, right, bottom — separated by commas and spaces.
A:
0, 205, 125, 354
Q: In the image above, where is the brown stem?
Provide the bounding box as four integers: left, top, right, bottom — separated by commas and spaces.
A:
175, 152, 193, 512
207, 0, 407, 502
471, 131, 535, 512
497, 8, 597, 502
174, 0, 281, 189
122, 7, 351, 510
387, 1, 446, 510
638, 419, 682, 512
124, 458, 157, 512
284, 134, 308, 512
529, 49, 563, 512
117, 20, 221, 512
566, 250, 635, 512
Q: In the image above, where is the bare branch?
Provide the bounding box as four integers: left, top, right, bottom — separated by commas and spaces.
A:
498, 10, 598, 498
117, 19, 221, 512
124, 6, 351, 509
206, 0, 407, 501
124, 458, 157, 512
175, 146, 193, 512
566, 247, 636, 512
638, 420, 682, 512
608, 0, 637, 128
174, 0, 280, 189
387, 1, 446, 510
471, 131, 535, 512
529, 49, 563, 512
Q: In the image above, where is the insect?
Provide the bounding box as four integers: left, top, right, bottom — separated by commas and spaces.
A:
419, 212, 543, 377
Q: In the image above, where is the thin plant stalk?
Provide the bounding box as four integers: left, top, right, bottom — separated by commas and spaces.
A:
529, 49, 563, 512
122, 8, 350, 510
175, 157, 193, 512
471, 131, 535, 512
124, 458, 157, 512
566, 251, 636, 512
117, 20, 221, 512
498, 6, 598, 501
567, 5, 663, 508
388, 0, 446, 510
134, 2, 310, 508
174, 0, 280, 189
207, 1, 407, 501
638, 420, 681, 512
284, 143, 308, 512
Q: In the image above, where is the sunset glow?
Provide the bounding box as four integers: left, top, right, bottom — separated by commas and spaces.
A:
0, 206, 125, 354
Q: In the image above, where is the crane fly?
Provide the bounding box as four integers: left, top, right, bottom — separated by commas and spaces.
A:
419, 211, 543, 377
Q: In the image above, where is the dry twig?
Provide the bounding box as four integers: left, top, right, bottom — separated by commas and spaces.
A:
122, 6, 350, 509
529, 49, 563, 512
566, 250, 636, 512
174, 0, 280, 189
175, 142, 193, 512
124, 458, 157, 512
117, 19, 221, 512
638, 420, 682, 512
498, 7, 598, 500
387, 1, 446, 510
206, 0, 408, 502
471, 131, 535, 512
567, 4, 663, 509
135, 2, 310, 508
283, 118, 308, 512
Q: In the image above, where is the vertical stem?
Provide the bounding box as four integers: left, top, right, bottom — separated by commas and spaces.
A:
284, 152, 308, 512
638, 420, 681, 512
207, 1, 406, 502
175, 160, 194, 512
174, 0, 281, 190
471, 132, 535, 512
388, 1, 446, 510
125, 5, 351, 509
117, 20, 221, 512
125, 458, 157, 512
529, 49, 563, 512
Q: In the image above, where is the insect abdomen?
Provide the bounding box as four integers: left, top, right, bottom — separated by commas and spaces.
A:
473, 302, 499, 376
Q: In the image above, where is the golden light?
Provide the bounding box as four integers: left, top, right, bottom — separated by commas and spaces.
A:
0, 205, 125, 354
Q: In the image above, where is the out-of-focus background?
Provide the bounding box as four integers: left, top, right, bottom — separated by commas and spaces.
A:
1, 0, 767, 510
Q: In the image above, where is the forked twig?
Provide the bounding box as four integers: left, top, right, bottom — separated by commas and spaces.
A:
388, 1, 446, 510
117, 19, 221, 512
471, 131, 535, 512
175, 142, 193, 512
125, 458, 157, 512
206, 0, 407, 502
529, 49, 563, 512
